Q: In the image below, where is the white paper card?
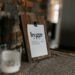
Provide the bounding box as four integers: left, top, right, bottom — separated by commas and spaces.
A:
27, 24, 48, 58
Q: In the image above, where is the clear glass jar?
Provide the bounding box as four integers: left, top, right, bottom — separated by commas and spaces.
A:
0, 44, 22, 74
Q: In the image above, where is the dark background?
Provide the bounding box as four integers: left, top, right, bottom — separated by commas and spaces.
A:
59, 0, 75, 49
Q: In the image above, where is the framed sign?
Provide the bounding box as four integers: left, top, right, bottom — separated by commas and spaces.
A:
20, 14, 50, 62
